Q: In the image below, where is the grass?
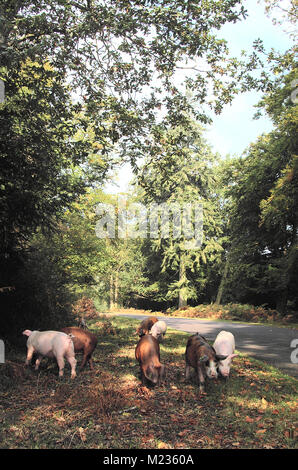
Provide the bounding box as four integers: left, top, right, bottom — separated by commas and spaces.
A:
0, 315, 297, 449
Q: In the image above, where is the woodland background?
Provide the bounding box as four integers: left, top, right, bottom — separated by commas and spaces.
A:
0, 0, 297, 344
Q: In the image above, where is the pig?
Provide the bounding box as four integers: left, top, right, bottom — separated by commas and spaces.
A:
213, 330, 238, 378
22, 330, 77, 379
61, 327, 97, 369
136, 316, 159, 337
135, 334, 165, 386
185, 333, 227, 393
150, 320, 167, 343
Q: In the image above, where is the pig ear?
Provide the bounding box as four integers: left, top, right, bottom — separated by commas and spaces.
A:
216, 354, 228, 361
200, 355, 209, 363
22, 329, 32, 337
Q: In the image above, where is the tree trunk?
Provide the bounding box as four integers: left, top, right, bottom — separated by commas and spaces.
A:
276, 288, 288, 314
215, 257, 229, 305
114, 270, 119, 309
178, 251, 187, 308
109, 274, 115, 310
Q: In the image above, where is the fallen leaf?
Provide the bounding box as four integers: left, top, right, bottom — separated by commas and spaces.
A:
178, 429, 189, 437
157, 441, 169, 449
256, 429, 267, 435
257, 422, 266, 428
261, 398, 268, 408
245, 416, 254, 423
78, 427, 87, 442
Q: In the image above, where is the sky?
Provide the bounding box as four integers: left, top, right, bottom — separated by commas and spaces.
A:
104, 0, 293, 194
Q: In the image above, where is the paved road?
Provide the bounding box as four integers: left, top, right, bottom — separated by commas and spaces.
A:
116, 313, 298, 378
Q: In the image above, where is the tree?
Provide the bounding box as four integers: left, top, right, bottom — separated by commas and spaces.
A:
1, 0, 274, 159
0, 58, 97, 257
54, 190, 147, 309
223, 66, 298, 312
136, 114, 223, 307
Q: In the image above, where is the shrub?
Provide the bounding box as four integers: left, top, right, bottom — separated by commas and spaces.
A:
72, 297, 98, 320
168, 303, 294, 324
93, 315, 118, 335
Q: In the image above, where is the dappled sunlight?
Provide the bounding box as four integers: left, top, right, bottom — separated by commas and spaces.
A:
1, 315, 297, 449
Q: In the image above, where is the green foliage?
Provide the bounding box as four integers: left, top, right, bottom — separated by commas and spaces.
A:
0, 57, 107, 259
221, 65, 298, 313
0, 234, 75, 341
1, 0, 276, 160
167, 302, 298, 324
135, 114, 224, 307
1, 0, 297, 336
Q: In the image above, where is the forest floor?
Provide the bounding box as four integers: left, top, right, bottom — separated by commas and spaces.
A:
0, 315, 297, 449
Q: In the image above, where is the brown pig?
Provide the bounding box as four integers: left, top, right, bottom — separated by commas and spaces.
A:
135, 334, 165, 386
136, 316, 158, 337
185, 333, 227, 393
61, 327, 97, 369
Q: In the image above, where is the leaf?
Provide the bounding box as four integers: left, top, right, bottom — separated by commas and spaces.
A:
245, 416, 254, 423
157, 441, 169, 449
178, 429, 189, 437
78, 427, 87, 442
256, 429, 267, 435
261, 397, 268, 408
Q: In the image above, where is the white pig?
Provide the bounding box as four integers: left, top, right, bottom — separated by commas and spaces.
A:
213, 330, 238, 378
22, 330, 77, 378
150, 320, 167, 343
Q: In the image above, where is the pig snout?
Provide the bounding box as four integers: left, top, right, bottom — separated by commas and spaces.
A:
206, 364, 218, 379
218, 363, 231, 378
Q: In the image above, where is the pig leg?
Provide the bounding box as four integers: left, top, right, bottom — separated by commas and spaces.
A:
80, 352, 88, 369
56, 355, 65, 377
34, 355, 43, 370
88, 356, 94, 369
157, 365, 165, 386
197, 364, 205, 393
185, 364, 191, 380
67, 355, 77, 379
25, 345, 35, 366
140, 368, 147, 386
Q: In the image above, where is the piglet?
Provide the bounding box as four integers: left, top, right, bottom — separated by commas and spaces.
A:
150, 320, 167, 343
135, 335, 165, 386
61, 327, 97, 369
213, 330, 238, 378
136, 316, 158, 336
185, 333, 227, 393
22, 330, 77, 379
